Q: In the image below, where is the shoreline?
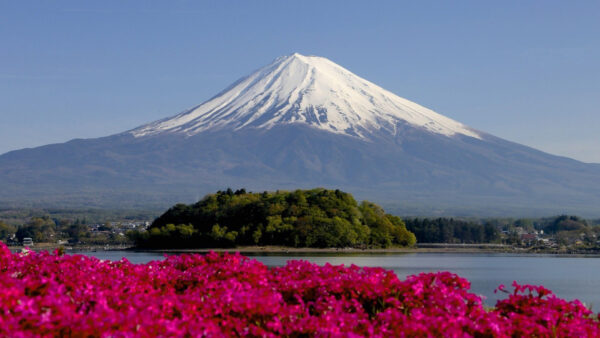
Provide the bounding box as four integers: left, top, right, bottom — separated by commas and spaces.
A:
140, 246, 600, 257
8, 244, 600, 257
147, 246, 512, 254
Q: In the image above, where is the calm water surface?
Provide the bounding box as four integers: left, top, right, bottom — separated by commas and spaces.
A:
74, 250, 600, 308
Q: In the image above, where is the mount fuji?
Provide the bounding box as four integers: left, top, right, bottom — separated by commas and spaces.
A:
131, 53, 480, 141
1, 53, 599, 216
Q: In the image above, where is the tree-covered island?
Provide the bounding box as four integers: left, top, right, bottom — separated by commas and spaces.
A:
131, 188, 416, 249
2, 189, 598, 253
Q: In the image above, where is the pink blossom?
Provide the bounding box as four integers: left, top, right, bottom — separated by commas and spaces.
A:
0, 241, 597, 336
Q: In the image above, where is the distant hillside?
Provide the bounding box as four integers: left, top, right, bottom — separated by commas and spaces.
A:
133, 188, 416, 249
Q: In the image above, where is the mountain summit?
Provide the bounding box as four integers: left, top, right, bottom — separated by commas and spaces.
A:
131, 53, 480, 140
1, 54, 600, 216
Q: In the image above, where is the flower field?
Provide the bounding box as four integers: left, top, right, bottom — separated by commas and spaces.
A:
0, 242, 598, 336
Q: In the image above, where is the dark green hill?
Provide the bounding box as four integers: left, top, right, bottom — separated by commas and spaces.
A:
133, 188, 416, 249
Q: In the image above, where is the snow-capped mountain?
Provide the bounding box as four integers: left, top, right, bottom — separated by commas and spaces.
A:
131, 53, 480, 140
1, 53, 600, 216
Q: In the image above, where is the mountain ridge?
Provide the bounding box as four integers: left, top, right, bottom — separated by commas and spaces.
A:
1, 54, 599, 217
130, 53, 480, 140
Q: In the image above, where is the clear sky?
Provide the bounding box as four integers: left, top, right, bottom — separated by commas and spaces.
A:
1, 1, 599, 162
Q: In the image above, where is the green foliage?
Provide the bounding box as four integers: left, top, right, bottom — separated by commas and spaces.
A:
137, 188, 416, 249
0, 221, 16, 242
405, 218, 500, 244
130, 223, 197, 248
64, 224, 89, 243
544, 215, 587, 234
15, 217, 58, 243
405, 214, 599, 247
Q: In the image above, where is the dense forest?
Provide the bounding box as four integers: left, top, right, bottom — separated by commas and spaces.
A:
404, 218, 499, 244
405, 215, 600, 247
132, 188, 416, 249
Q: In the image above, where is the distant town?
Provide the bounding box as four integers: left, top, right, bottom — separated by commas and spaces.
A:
0, 216, 152, 249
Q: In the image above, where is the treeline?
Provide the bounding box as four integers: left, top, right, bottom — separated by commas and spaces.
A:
132, 188, 416, 249
404, 218, 499, 244
404, 215, 600, 246
535, 215, 589, 234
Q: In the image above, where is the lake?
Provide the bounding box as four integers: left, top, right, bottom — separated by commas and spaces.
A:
74, 250, 600, 308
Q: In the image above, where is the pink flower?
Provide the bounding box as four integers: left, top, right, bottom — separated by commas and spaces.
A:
0, 241, 598, 336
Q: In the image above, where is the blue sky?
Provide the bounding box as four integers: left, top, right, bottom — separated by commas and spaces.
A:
1, 1, 599, 162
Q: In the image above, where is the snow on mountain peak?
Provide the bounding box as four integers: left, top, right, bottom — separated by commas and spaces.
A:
131, 53, 481, 140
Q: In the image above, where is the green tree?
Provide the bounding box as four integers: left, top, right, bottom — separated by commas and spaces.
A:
140, 188, 416, 249
0, 221, 16, 242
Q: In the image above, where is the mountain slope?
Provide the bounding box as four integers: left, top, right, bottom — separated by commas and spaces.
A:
1, 53, 599, 217
131, 53, 480, 140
